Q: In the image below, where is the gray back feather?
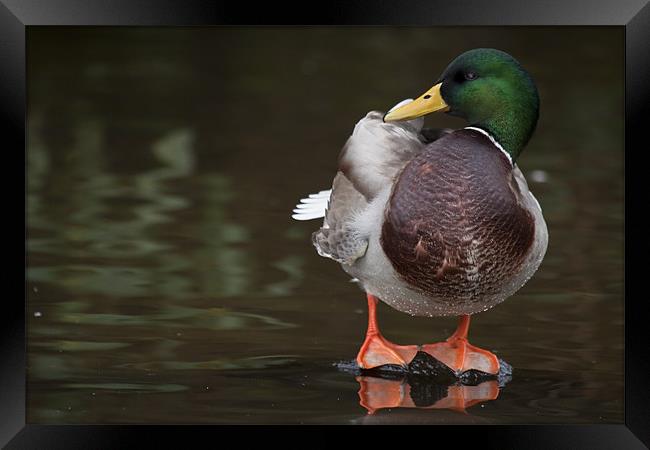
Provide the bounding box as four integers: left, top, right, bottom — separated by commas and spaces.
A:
313, 111, 427, 265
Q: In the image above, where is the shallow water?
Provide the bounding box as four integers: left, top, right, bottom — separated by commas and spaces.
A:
27, 27, 623, 424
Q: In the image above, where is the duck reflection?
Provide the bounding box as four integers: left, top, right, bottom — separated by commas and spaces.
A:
356, 375, 500, 415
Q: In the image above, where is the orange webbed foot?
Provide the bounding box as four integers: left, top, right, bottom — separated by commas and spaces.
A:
357, 293, 418, 369
358, 297, 499, 375
356, 332, 418, 369
421, 314, 499, 375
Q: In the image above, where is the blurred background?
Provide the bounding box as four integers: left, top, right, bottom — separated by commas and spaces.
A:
27, 27, 623, 424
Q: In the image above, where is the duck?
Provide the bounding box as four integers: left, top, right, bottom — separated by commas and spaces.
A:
292, 48, 548, 376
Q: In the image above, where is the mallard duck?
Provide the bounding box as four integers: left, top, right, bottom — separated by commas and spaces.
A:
292, 48, 547, 375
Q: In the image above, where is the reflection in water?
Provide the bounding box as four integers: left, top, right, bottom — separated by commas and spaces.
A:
27, 28, 623, 424
357, 376, 500, 415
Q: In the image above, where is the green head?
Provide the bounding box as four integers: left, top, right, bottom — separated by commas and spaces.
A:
384, 48, 540, 162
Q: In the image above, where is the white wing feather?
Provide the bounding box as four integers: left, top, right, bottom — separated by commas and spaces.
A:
291, 189, 332, 221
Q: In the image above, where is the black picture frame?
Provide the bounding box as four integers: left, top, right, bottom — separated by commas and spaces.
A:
4, 0, 649, 447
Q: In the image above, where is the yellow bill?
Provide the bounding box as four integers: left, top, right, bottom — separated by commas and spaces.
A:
383, 83, 449, 122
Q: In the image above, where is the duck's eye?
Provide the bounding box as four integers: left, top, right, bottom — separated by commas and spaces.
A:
465, 71, 478, 81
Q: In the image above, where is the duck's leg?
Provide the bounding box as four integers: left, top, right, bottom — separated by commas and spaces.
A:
422, 315, 500, 375
356, 293, 418, 369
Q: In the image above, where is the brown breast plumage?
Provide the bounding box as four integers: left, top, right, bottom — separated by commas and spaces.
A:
380, 128, 535, 304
